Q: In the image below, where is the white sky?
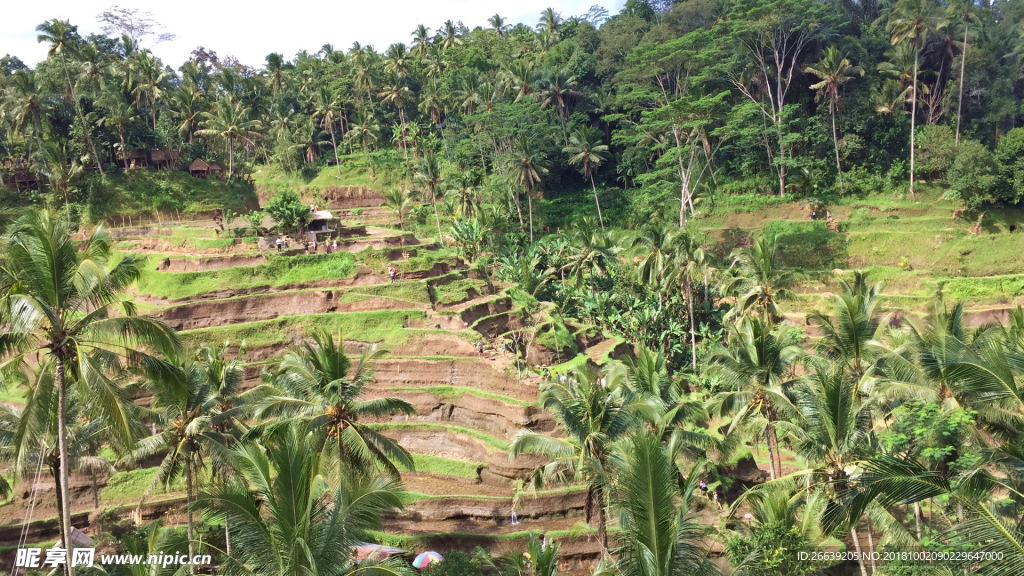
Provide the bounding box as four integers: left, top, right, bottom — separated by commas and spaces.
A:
5, 0, 624, 70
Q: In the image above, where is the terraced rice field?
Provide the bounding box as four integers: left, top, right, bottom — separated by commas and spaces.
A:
0, 192, 628, 574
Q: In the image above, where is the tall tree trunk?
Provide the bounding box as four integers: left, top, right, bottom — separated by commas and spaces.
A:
686, 279, 697, 368
596, 485, 608, 549
398, 108, 409, 160
430, 186, 445, 248
330, 126, 341, 175
955, 26, 968, 146
765, 415, 781, 480
909, 52, 918, 200
186, 458, 195, 574
526, 184, 534, 242
851, 525, 869, 576
62, 60, 104, 177
672, 127, 690, 227
831, 106, 844, 191
55, 355, 74, 576
589, 172, 605, 233
228, 137, 235, 180
765, 434, 778, 481
50, 463, 72, 576
867, 516, 876, 574
913, 502, 923, 539
511, 185, 525, 232
224, 496, 232, 556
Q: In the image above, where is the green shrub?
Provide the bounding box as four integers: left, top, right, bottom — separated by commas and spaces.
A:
947, 140, 1001, 209
264, 190, 311, 233
917, 125, 958, 178
995, 127, 1024, 204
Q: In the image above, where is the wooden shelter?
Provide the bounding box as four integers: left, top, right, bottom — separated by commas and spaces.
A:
1, 158, 42, 192
117, 148, 148, 169
303, 210, 339, 241
209, 163, 223, 178
150, 149, 180, 169
189, 158, 211, 178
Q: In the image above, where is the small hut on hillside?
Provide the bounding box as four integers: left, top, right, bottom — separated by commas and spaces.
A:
303, 210, 339, 242
1, 158, 43, 192
209, 163, 224, 179
189, 159, 211, 178
117, 149, 149, 169
151, 149, 180, 169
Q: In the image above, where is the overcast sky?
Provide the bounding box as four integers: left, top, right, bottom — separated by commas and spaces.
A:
6, 0, 624, 70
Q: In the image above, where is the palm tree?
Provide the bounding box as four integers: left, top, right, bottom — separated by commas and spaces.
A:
870, 78, 911, 116
456, 71, 484, 115
313, 86, 344, 175
195, 97, 262, 179
510, 367, 634, 548
539, 68, 580, 134
36, 19, 104, 176
708, 317, 802, 480
489, 14, 510, 38
382, 189, 413, 230
537, 8, 562, 35
264, 53, 288, 97
418, 81, 446, 126
724, 235, 794, 324
944, 0, 981, 146
667, 230, 712, 368
561, 218, 618, 289
168, 87, 206, 144
378, 80, 412, 158
195, 422, 408, 576
440, 20, 463, 49
128, 345, 244, 569
503, 61, 538, 103
0, 212, 181, 574
35, 142, 83, 207
563, 126, 610, 232
255, 330, 415, 479
887, 0, 940, 200
97, 88, 139, 165
612, 429, 715, 576
384, 43, 411, 78
346, 110, 380, 175
8, 366, 124, 515
130, 50, 168, 129
805, 47, 864, 190
411, 25, 432, 57
508, 135, 549, 242
415, 152, 446, 247
290, 117, 330, 166
632, 223, 680, 306
0, 70, 45, 153
791, 360, 876, 576
808, 272, 886, 382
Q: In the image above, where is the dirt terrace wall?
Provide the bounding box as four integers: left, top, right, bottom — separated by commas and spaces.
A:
148, 262, 457, 303
161, 290, 423, 330
156, 254, 268, 272
365, 388, 552, 435
378, 429, 546, 485
392, 490, 586, 523
370, 358, 538, 401
323, 186, 386, 208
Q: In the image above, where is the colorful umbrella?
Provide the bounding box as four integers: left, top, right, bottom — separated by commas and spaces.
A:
412, 551, 443, 569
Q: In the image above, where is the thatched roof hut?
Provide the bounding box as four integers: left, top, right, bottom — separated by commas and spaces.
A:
189, 158, 211, 178
151, 149, 180, 169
